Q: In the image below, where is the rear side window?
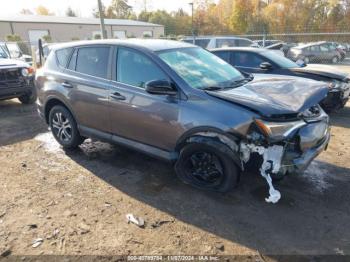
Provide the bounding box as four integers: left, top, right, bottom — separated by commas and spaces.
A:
310, 46, 320, 52
213, 51, 231, 63
56, 48, 73, 67
194, 39, 210, 48
117, 47, 169, 88
237, 39, 253, 47
232, 52, 264, 68
320, 45, 329, 52
75, 46, 110, 78
216, 39, 237, 48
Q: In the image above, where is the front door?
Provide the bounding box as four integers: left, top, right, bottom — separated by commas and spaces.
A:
109, 46, 180, 151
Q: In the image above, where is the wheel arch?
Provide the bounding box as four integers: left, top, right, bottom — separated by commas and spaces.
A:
44, 97, 76, 125
175, 126, 243, 169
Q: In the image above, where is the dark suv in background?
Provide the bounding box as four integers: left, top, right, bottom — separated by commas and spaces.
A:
211, 47, 350, 112
0, 45, 36, 104
35, 40, 330, 203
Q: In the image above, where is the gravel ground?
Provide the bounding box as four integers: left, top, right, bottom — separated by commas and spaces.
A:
0, 77, 350, 259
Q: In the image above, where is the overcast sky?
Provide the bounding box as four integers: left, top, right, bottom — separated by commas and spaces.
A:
0, 0, 200, 17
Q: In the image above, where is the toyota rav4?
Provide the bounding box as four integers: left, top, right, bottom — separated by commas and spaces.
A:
35, 40, 330, 203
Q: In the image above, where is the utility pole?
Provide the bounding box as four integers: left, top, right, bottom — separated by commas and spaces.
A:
189, 2, 195, 44
97, 0, 107, 39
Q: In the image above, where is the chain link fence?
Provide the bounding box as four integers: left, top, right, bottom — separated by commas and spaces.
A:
5, 29, 350, 67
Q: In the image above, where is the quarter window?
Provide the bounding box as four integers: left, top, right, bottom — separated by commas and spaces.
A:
75, 47, 110, 78
56, 48, 73, 67
117, 47, 169, 88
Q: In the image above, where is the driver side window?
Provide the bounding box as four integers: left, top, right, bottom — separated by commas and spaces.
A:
117, 47, 169, 88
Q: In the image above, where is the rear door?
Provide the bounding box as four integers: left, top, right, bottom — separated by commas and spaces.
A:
108, 46, 180, 150
62, 45, 113, 133
319, 44, 331, 61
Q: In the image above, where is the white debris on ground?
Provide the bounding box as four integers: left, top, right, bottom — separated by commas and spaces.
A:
241, 143, 284, 204
126, 214, 145, 228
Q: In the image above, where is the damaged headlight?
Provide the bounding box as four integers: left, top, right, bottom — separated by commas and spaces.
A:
21, 67, 34, 77
328, 80, 346, 92
255, 119, 306, 140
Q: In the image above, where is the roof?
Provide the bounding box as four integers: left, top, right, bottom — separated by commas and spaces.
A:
210, 47, 265, 52
50, 39, 196, 52
296, 41, 327, 49
181, 35, 252, 40
0, 15, 163, 27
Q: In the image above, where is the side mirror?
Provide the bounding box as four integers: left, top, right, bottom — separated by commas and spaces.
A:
296, 59, 307, 67
260, 62, 273, 70
145, 80, 177, 96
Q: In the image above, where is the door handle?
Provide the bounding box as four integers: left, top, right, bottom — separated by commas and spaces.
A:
110, 92, 126, 101
62, 82, 73, 88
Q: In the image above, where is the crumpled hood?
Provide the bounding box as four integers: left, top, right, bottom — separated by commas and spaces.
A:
0, 58, 28, 68
206, 74, 328, 117
291, 64, 349, 81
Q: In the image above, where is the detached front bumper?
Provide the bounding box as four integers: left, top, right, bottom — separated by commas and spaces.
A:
282, 116, 330, 174
290, 130, 330, 173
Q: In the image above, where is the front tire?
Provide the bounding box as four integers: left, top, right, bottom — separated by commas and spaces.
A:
18, 91, 37, 104
49, 105, 84, 149
175, 142, 240, 193
332, 56, 339, 64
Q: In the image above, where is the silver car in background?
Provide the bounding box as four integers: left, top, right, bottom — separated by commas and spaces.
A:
288, 42, 342, 64
181, 36, 258, 49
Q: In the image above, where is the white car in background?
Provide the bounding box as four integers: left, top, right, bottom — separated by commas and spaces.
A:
180, 36, 259, 49
0, 42, 33, 65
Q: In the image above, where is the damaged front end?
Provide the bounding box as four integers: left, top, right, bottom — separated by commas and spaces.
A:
239, 104, 330, 204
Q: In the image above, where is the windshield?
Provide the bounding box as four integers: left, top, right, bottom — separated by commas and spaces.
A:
6, 43, 21, 57
263, 50, 300, 68
158, 47, 244, 90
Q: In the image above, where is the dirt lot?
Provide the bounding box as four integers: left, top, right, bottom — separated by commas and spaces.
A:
1, 68, 350, 259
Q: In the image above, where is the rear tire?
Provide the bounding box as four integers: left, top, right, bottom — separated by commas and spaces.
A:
48, 105, 84, 149
175, 142, 240, 193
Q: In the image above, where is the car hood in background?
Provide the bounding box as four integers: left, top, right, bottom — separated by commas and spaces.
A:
290, 64, 349, 81
206, 74, 328, 117
0, 58, 29, 68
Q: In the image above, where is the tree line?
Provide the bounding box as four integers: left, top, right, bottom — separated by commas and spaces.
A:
21, 0, 350, 36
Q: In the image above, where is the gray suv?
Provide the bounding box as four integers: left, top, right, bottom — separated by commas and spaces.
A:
36, 39, 330, 202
